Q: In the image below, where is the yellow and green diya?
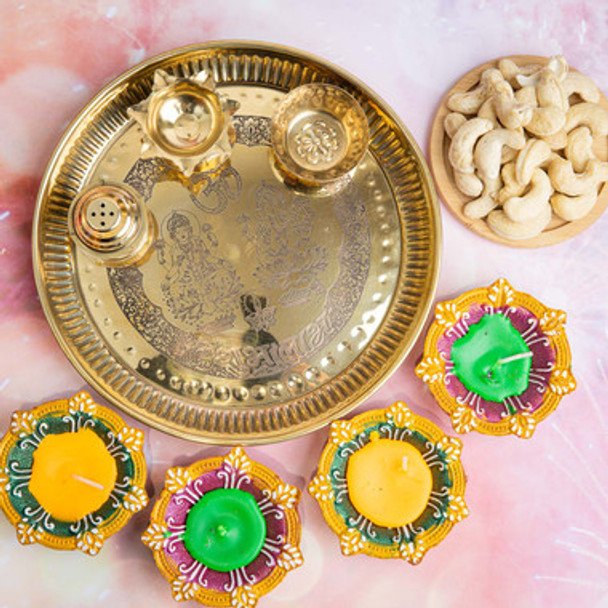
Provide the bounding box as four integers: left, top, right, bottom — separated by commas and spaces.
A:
309, 402, 468, 563
0, 391, 148, 554
143, 447, 303, 607
416, 278, 576, 438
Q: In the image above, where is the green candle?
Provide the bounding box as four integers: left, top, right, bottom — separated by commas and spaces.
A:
183, 488, 266, 572
450, 314, 532, 402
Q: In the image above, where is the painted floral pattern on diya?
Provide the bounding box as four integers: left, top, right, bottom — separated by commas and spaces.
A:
308, 402, 468, 563
416, 278, 576, 438
0, 392, 148, 555
142, 447, 303, 607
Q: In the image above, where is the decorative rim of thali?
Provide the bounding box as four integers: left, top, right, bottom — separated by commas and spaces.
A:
32, 41, 441, 444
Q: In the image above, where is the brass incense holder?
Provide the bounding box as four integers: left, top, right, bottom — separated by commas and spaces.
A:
69, 183, 156, 266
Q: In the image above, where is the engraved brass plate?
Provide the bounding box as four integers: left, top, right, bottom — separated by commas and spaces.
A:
33, 42, 440, 444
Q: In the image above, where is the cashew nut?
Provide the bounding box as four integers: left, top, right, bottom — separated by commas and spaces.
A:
447, 68, 504, 114
502, 147, 519, 163
446, 113, 484, 197
562, 71, 600, 103
477, 98, 499, 127
536, 70, 568, 111
515, 85, 538, 107
521, 62, 568, 137
463, 175, 502, 219
497, 162, 526, 204
493, 81, 533, 129
448, 117, 494, 173
548, 157, 608, 196
516, 55, 568, 87
497, 58, 521, 84
526, 105, 566, 137
564, 126, 594, 172
454, 169, 484, 197
474, 128, 526, 179
444, 112, 467, 138
564, 102, 608, 136
549, 55, 569, 81
541, 129, 568, 150
487, 203, 552, 239
551, 190, 598, 221
515, 138, 552, 184
464, 195, 498, 219
503, 167, 553, 222
477, 99, 520, 154
498, 58, 542, 88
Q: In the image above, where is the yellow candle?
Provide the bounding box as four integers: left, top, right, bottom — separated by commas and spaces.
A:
29, 429, 117, 522
346, 432, 432, 528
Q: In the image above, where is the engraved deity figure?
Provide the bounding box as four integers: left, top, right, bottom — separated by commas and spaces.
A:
239, 183, 328, 307
157, 212, 242, 332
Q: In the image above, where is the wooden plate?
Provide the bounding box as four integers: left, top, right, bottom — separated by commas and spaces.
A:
429, 54, 608, 248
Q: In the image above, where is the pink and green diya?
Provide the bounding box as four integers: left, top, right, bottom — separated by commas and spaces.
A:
416, 278, 576, 438
142, 447, 303, 607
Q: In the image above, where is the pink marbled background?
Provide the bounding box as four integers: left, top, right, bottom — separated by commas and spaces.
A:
1, 1, 607, 606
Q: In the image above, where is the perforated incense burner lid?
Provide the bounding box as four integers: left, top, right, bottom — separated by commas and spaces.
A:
69, 183, 155, 266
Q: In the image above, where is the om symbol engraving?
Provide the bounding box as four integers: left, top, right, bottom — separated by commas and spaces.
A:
294, 119, 341, 166
156, 212, 243, 332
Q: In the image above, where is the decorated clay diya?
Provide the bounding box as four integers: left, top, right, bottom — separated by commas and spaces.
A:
143, 447, 303, 607
309, 402, 467, 564
0, 391, 148, 555
416, 278, 576, 438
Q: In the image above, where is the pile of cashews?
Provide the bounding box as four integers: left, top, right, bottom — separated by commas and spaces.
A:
444, 55, 608, 239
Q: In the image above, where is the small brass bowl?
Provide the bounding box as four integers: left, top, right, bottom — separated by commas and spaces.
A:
146, 80, 225, 159
271, 83, 370, 183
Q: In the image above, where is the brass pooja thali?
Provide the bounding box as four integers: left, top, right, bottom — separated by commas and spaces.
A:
33, 42, 440, 444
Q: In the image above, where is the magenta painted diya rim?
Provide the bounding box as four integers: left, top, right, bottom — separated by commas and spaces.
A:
162, 467, 288, 591
416, 278, 576, 438
439, 304, 555, 423
142, 447, 303, 607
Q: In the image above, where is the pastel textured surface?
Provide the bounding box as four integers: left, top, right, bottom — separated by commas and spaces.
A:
0, 1, 607, 607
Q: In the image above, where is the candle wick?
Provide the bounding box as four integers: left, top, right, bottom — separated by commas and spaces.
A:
495, 352, 533, 366
217, 525, 228, 537
401, 456, 408, 472
72, 474, 105, 491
